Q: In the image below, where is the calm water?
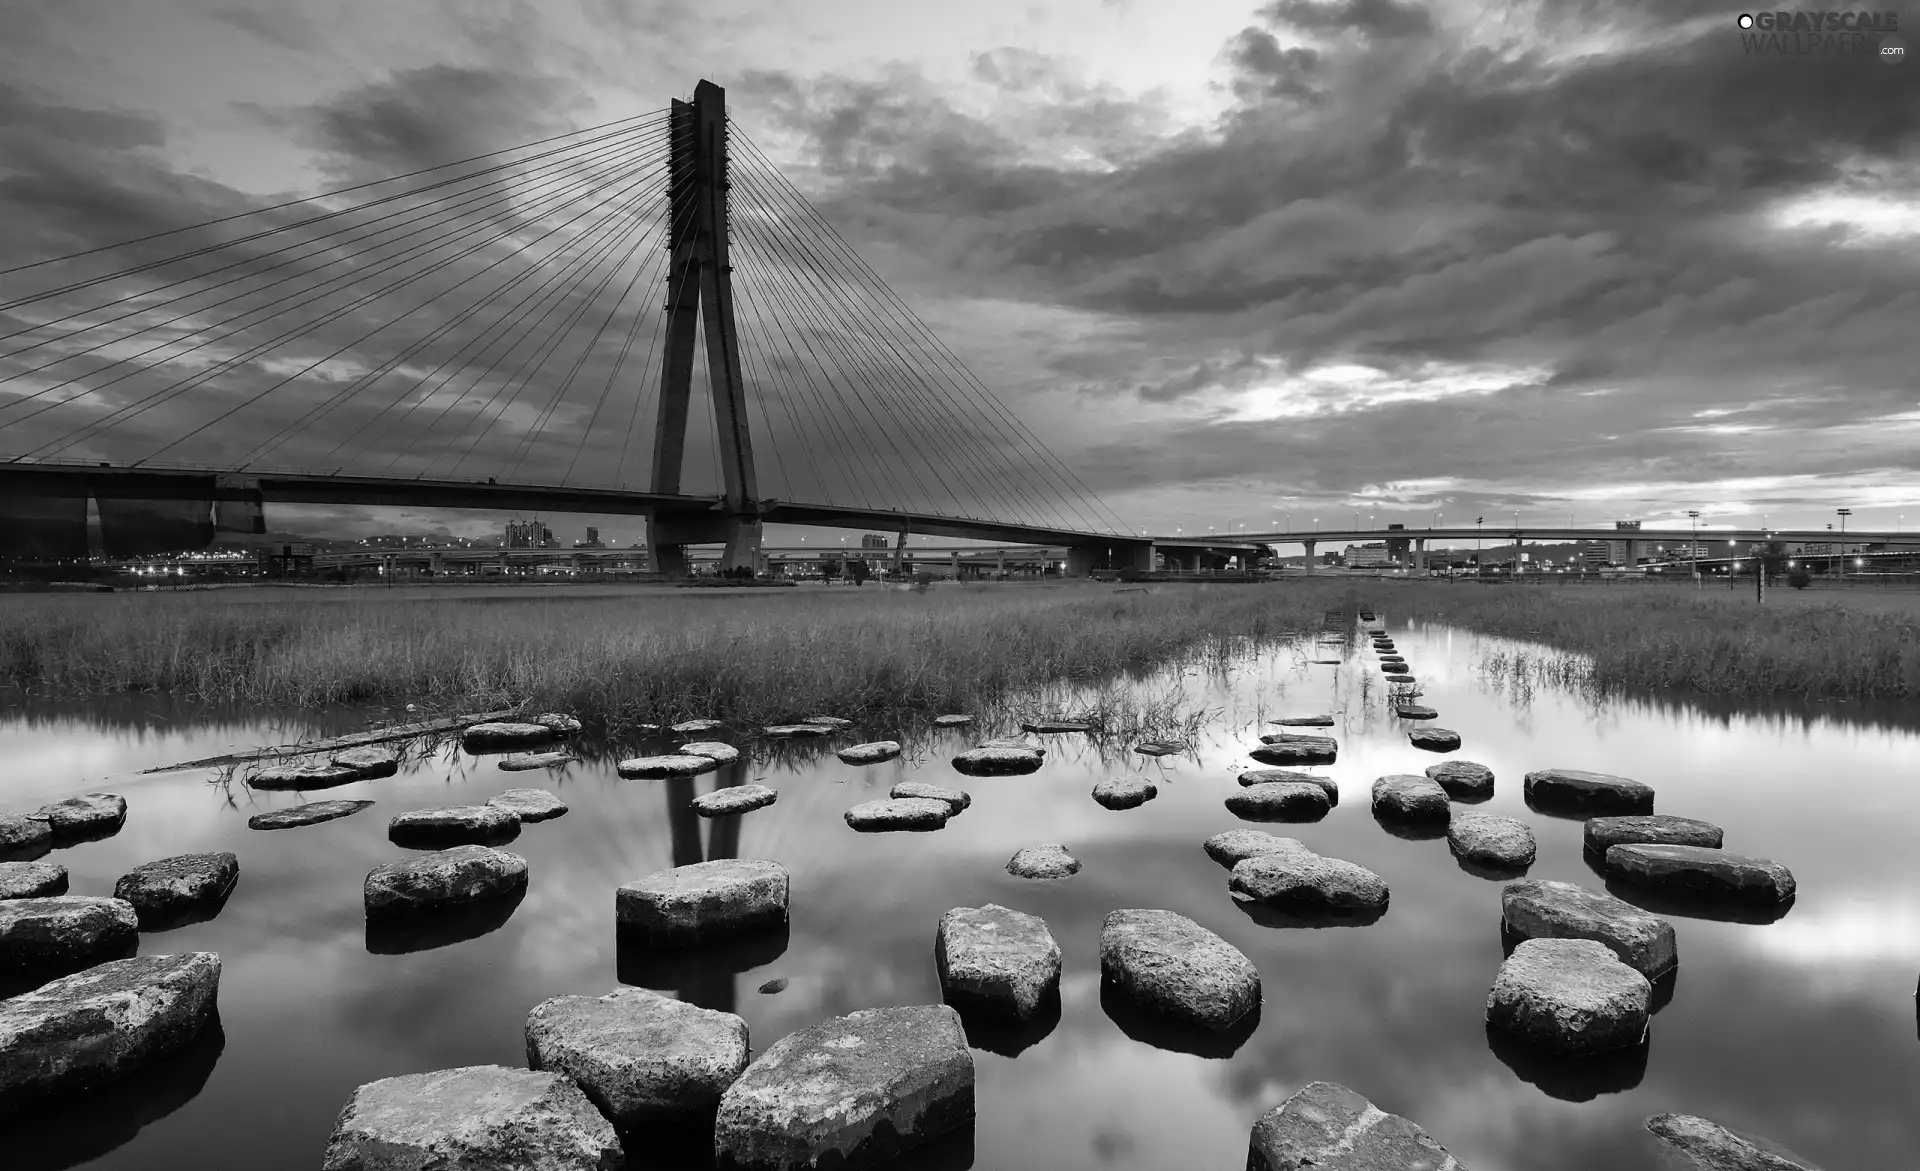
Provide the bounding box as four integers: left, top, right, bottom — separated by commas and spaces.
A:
3, 619, 1918, 1170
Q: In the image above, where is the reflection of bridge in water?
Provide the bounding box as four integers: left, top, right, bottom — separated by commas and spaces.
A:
650, 769, 749, 1014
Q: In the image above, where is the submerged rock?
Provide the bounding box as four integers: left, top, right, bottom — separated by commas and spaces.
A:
1408, 727, 1462, 752
1237, 769, 1338, 805
35, 793, 127, 839
616, 859, 789, 946
1099, 909, 1260, 1032
1133, 741, 1184, 757
837, 741, 902, 765
460, 721, 556, 752
802, 715, 854, 729
321, 1065, 620, 1171
488, 788, 568, 822
388, 804, 521, 847
1603, 844, 1796, 906
499, 751, 575, 771
0, 813, 52, 858
671, 719, 726, 734
937, 904, 1061, 1020
693, 785, 779, 818
1203, 830, 1304, 869
763, 724, 833, 738
1248, 736, 1338, 766
1487, 938, 1651, 1055
1449, 812, 1537, 870
1385, 673, 1417, 684
1248, 1081, 1464, 1171
1524, 768, 1656, 816
1584, 815, 1724, 854
245, 762, 360, 792
713, 1005, 974, 1171
0, 861, 67, 900
846, 797, 952, 831
0, 895, 139, 973
951, 746, 1044, 776
530, 712, 584, 736
1227, 782, 1330, 822
1502, 879, 1677, 980
1093, 777, 1158, 810
617, 754, 721, 780
1269, 715, 1335, 727
1372, 775, 1451, 823
364, 846, 528, 917
330, 747, 398, 780
1426, 760, 1495, 800
1395, 704, 1440, 719
931, 714, 974, 727
525, 986, 749, 1130
976, 737, 1045, 755
112, 854, 240, 927
890, 782, 970, 812
679, 741, 741, 764
1021, 719, 1090, 733
1006, 845, 1080, 880
248, 799, 374, 831
1645, 1113, 1824, 1170
1229, 844, 1389, 915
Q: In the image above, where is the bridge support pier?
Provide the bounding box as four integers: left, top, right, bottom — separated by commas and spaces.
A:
1413, 538, 1426, 574
719, 517, 762, 575
1303, 540, 1316, 574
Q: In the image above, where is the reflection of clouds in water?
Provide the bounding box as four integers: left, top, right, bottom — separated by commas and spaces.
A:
1741, 896, 1920, 970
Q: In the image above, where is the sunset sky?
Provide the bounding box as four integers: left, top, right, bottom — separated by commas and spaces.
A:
2, 0, 1916, 548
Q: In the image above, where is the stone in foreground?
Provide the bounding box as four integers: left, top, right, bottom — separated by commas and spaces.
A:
321, 1065, 621, 1171
330, 747, 399, 780
364, 846, 529, 917
389, 804, 521, 846
1449, 812, 1537, 870
1093, 777, 1158, 810
1584, 814, 1724, 854
0, 861, 68, 900
976, 738, 1045, 755
1487, 938, 1651, 1056
1099, 909, 1260, 1032
931, 714, 974, 727
890, 781, 970, 812
693, 784, 779, 818
1006, 844, 1080, 879
1230, 846, 1389, 915
35, 792, 127, 839
1645, 1113, 1824, 1170
489, 788, 569, 822
0, 812, 51, 856
1603, 844, 1796, 906
680, 741, 741, 764
1426, 760, 1494, 800
1372, 775, 1451, 822
1502, 879, 1678, 980
1408, 727, 1462, 752
500, 751, 576, 771
1248, 1080, 1465, 1171
460, 721, 557, 752
246, 762, 361, 792
617, 753, 721, 779
1395, 704, 1440, 719
937, 904, 1061, 1020
950, 746, 1043, 776
113, 854, 240, 927
1227, 782, 1330, 822
248, 799, 374, 831
1238, 769, 1339, 806
616, 859, 789, 946
526, 986, 748, 1130
0, 895, 137, 972
672, 718, 726, 734
845, 797, 952, 831
1248, 736, 1338, 766
1133, 741, 1184, 756
837, 740, 902, 765
0, 952, 221, 1113
714, 1005, 973, 1171
1203, 830, 1305, 869
1523, 768, 1656, 815
530, 712, 585, 736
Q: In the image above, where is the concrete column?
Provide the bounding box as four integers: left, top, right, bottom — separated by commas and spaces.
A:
1065, 546, 1097, 577
1413, 538, 1426, 574
996, 550, 1006, 578
429, 551, 445, 575
1303, 540, 1316, 575
950, 550, 960, 579
718, 516, 762, 575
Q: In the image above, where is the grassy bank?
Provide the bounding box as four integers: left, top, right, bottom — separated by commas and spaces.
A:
0, 582, 1351, 732
1373, 581, 1920, 700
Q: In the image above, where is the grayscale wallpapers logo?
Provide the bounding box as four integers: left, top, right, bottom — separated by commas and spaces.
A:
1736, 11, 1906, 60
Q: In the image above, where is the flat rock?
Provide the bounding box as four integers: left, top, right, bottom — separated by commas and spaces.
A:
1006, 845, 1080, 879
1099, 909, 1260, 1032
530, 712, 584, 735
1203, 830, 1308, 869
0, 952, 221, 1113
1502, 879, 1678, 979
245, 762, 361, 792
671, 719, 726, 734
0, 896, 139, 972
1645, 1112, 1824, 1170
0, 812, 52, 856
1230, 846, 1389, 914
693, 784, 779, 817
1133, 741, 1184, 757
1237, 769, 1338, 806
1227, 781, 1330, 822
389, 804, 521, 847
1248, 1080, 1464, 1171
248, 799, 374, 831
321, 1065, 620, 1171
1385, 674, 1417, 684
489, 788, 569, 822
1603, 844, 1796, 906
1248, 736, 1337, 766
937, 904, 1061, 1019
1524, 768, 1656, 815
713, 1005, 973, 1171
845, 797, 952, 831
364, 846, 529, 917
330, 747, 399, 780
679, 741, 741, 764
763, 723, 833, 738
112, 854, 239, 926
35, 793, 127, 839
1449, 812, 1537, 869
802, 715, 854, 729
499, 751, 575, 771
838, 741, 902, 765
1092, 777, 1158, 810
1372, 775, 1451, 822
931, 714, 974, 727
616, 859, 789, 945
0, 861, 67, 900
890, 782, 970, 812
1585, 814, 1724, 854
951, 746, 1044, 776
526, 986, 748, 1130
1426, 760, 1494, 799
617, 753, 721, 779
1487, 937, 1651, 1055
1269, 715, 1334, 727
460, 721, 557, 751
1408, 727, 1462, 752
1396, 704, 1439, 719
1021, 719, 1090, 733
976, 738, 1045, 755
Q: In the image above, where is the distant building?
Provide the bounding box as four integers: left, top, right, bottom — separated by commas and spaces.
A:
1347, 542, 1394, 568
504, 518, 554, 549
575, 526, 603, 549
860, 533, 890, 550
1384, 524, 1409, 562
1580, 540, 1611, 566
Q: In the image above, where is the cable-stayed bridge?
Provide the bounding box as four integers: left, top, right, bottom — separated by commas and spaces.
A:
0, 80, 1238, 575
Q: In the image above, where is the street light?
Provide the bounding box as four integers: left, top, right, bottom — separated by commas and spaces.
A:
1687, 510, 1701, 586
1838, 508, 1852, 578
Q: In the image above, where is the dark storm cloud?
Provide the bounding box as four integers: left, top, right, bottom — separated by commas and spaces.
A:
1219, 29, 1323, 103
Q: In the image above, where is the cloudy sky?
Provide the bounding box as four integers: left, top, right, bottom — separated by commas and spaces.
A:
1, 0, 1916, 547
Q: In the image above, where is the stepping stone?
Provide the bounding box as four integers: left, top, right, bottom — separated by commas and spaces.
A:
671, 719, 725, 734
617, 754, 720, 779
1311, 659, 1342, 665
1396, 704, 1439, 719
616, 859, 789, 946
1133, 741, 1184, 757
1487, 938, 1651, 1056
35, 793, 127, 839
1378, 663, 1406, 674
1022, 719, 1091, 733
248, 799, 375, 831
460, 721, 557, 751
1603, 844, 1796, 907
389, 805, 520, 847
937, 904, 1061, 1020
1372, 775, 1450, 822
1502, 879, 1677, 980
714, 1005, 973, 1171
1248, 1081, 1463, 1171
802, 715, 854, 729
526, 986, 748, 1130
113, 854, 240, 928
530, 712, 584, 735
1448, 812, 1537, 870
1203, 829, 1303, 869
1408, 727, 1461, 752
931, 714, 974, 727
330, 747, 398, 780
951, 746, 1043, 776
246, 762, 361, 792
758, 977, 788, 994
0, 895, 138, 973
1268, 715, 1334, 727
1093, 777, 1158, 810
0, 861, 67, 900
1249, 736, 1337, 766
1378, 657, 1407, 667
364, 846, 529, 917
679, 741, 740, 764
1585, 814, 1723, 854
0, 952, 221, 1114
1426, 760, 1494, 799
1229, 843, 1389, 915
489, 788, 568, 822
0, 812, 51, 857
763, 724, 833, 738
322, 1065, 620, 1171
838, 740, 902, 765
692, 784, 778, 817
976, 738, 1045, 755
1385, 673, 1417, 684
1645, 1113, 1823, 1170
1006, 844, 1080, 879
846, 797, 952, 831
1523, 768, 1655, 815
890, 781, 970, 812
499, 751, 574, 771
1227, 781, 1329, 822
1100, 909, 1260, 1032
1237, 769, 1338, 806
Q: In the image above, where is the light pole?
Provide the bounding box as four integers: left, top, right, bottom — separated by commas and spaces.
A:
1475, 517, 1483, 575
1837, 508, 1851, 578
1512, 509, 1520, 575
1687, 510, 1701, 587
